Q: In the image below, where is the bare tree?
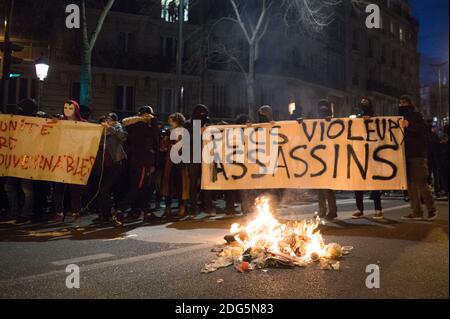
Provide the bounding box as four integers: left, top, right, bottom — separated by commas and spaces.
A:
205, 0, 346, 118
80, 0, 115, 107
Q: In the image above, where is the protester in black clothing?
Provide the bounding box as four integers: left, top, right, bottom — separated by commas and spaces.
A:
4, 99, 39, 222
112, 106, 159, 226
315, 99, 338, 220
399, 95, 437, 221
351, 98, 384, 220
161, 113, 188, 218
184, 104, 214, 218
152, 122, 168, 210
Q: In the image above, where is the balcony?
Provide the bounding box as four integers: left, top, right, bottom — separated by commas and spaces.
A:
366, 80, 404, 97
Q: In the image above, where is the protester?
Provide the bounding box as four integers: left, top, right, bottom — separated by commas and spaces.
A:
184, 104, 214, 218
161, 113, 189, 218
3, 99, 39, 222
315, 99, 338, 220
351, 98, 384, 220
399, 95, 437, 221
112, 106, 159, 226
92, 115, 127, 223
152, 122, 168, 210
51, 100, 87, 221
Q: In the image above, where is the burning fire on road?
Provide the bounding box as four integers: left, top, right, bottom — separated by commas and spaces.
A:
202, 196, 352, 273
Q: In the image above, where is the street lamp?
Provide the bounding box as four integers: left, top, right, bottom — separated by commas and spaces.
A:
35, 56, 49, 111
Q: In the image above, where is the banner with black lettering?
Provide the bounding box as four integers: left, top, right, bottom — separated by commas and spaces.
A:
201, 117, 407, 191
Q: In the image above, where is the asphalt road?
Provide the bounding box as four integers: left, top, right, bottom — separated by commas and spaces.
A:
0, 197, 448, 299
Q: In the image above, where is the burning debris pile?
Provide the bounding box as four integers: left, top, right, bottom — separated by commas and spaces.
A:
202, 197, 352, 273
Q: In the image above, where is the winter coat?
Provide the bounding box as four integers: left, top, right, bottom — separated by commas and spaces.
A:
122, 116, 159, 167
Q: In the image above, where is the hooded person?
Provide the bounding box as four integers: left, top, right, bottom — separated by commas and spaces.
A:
184, 104, 214, 218
352, 97, 383, 220
399, 95, 437, 221
112, 106, 160, 226
315, 99, 338, 220
257, 105, 274, 123
17, 98, 38, 117
51, 100, 87, 222
317, 99, 333, 120
62, 100, 86, 122
357, 97, 375, 117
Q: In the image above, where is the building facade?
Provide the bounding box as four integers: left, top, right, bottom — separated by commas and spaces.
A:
1, 0, 420, 121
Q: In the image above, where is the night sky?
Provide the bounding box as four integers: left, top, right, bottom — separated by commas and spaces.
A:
409, 0, 449, 85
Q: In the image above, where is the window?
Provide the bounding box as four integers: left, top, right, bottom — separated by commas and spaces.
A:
399, 27, 404, 42
3, 78, 38, 107
159, 88, 176, 114
391, 50, 397, 68
160, 36, 177, 58
237, 84, 247, 114
212, 84, 227, 116
8, 78, 17, 105
368, 38, 374, 57
161, 0, 189, 22
71, 82, 80, 102
19, 78, 28, 101
352, 30, 359, 50
118, 32, 136, 54
352, 73, 359, 86
115, 85, 135, 112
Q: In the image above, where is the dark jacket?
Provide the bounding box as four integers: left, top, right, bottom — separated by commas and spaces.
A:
122, 116, 159, 167
403, 111, 428, 159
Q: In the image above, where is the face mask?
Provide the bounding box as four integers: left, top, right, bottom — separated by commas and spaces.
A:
258, 114, 270, 123
64, 103, 75, 118
319, 108, 331, 119
399, 107, 412, 118
360, 103, 372, 115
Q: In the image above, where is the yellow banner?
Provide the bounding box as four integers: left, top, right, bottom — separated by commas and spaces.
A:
201, 117, 407, 191
0, 115, 103, 185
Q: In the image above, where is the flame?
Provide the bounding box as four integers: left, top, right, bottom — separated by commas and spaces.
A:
231, 196, 326, 262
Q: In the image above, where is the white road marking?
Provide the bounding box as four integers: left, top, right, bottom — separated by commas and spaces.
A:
0, 243, 211, 287
51, 253, 115, 266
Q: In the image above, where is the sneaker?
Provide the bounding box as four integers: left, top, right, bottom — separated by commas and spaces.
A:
352, 211, 364, 219
427, 211, 438, 221
325, 213, 338, 221
112, 211, 124, 226
373, 211, 384, 220
402, 213, 423, 221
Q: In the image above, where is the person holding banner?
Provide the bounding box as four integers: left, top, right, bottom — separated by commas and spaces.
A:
184, 104, 214, 219
161, 113, 189, 219
51, 100, 87, 221
399, 95, 437, 221
112, 106, 159, 226
315, 99, 338, 221
351, 98, 384, 220
4, 99, 40, 222
92, 115, 127, 223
